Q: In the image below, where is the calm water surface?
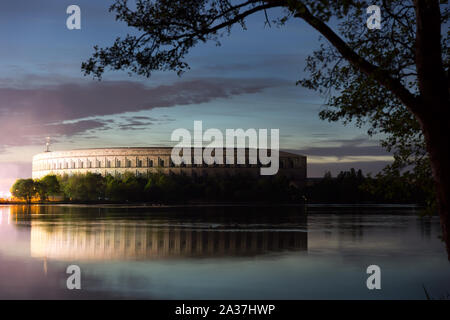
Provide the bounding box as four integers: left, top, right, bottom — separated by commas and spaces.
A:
0, 204, 448, 299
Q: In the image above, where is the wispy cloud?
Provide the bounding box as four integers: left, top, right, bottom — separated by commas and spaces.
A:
0, 77, 283, 151
288, 137, 391, 159
285, 137, 393, 176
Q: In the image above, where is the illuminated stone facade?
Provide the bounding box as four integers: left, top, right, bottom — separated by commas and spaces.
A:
32, 147, 306, 181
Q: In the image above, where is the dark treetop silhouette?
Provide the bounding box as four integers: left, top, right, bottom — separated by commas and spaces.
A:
82, 0, 449, 257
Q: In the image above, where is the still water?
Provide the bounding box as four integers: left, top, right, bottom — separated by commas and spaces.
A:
0, 204, 449, 299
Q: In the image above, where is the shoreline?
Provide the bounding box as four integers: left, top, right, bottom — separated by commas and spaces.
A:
0, 201, 422, 209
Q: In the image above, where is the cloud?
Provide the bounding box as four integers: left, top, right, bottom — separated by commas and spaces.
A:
128, 116, 157, 121
284, 137, 394, 176
297, 145, 390, 158
43, 120, 107, 136
0, 77, 282, 151
288, 138, 391, 159
116, 119, 154, 131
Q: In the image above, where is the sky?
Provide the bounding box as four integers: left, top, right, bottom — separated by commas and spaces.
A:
0, 0, 393, 193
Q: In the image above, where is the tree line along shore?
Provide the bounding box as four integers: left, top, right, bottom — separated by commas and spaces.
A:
4, 169, 433, 208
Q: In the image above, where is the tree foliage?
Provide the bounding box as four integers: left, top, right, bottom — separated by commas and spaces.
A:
10, 170, 431, 204
35, 175, 60, 201
304, 168, 430, 204
58, 173, 106, 202
11, 172, 299, 203
11, 179, 36, 203
297, 0, 448, 209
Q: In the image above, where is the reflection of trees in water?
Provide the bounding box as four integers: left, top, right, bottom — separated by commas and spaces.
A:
30, 223, 307, 261
418, 217, 432, 240
317, 215, 364, 243
347, 215, 364, 242
11, 205, 307, 225
10, 205, 107, 221
308, 207, 417, 243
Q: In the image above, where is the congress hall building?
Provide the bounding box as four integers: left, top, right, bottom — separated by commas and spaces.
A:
32, 147, 306, 183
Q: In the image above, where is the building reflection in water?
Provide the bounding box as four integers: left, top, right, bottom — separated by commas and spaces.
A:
30, 223, 307, 261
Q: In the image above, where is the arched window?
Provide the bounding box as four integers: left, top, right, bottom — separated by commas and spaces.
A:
289, 159, 295, 168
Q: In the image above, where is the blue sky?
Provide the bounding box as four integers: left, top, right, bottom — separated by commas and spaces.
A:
0, 0, 393, 192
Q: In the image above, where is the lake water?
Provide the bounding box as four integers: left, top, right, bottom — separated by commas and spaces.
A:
0, 204, 449, 299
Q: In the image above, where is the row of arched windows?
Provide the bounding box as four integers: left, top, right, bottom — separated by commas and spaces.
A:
37, 157, 300, 171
